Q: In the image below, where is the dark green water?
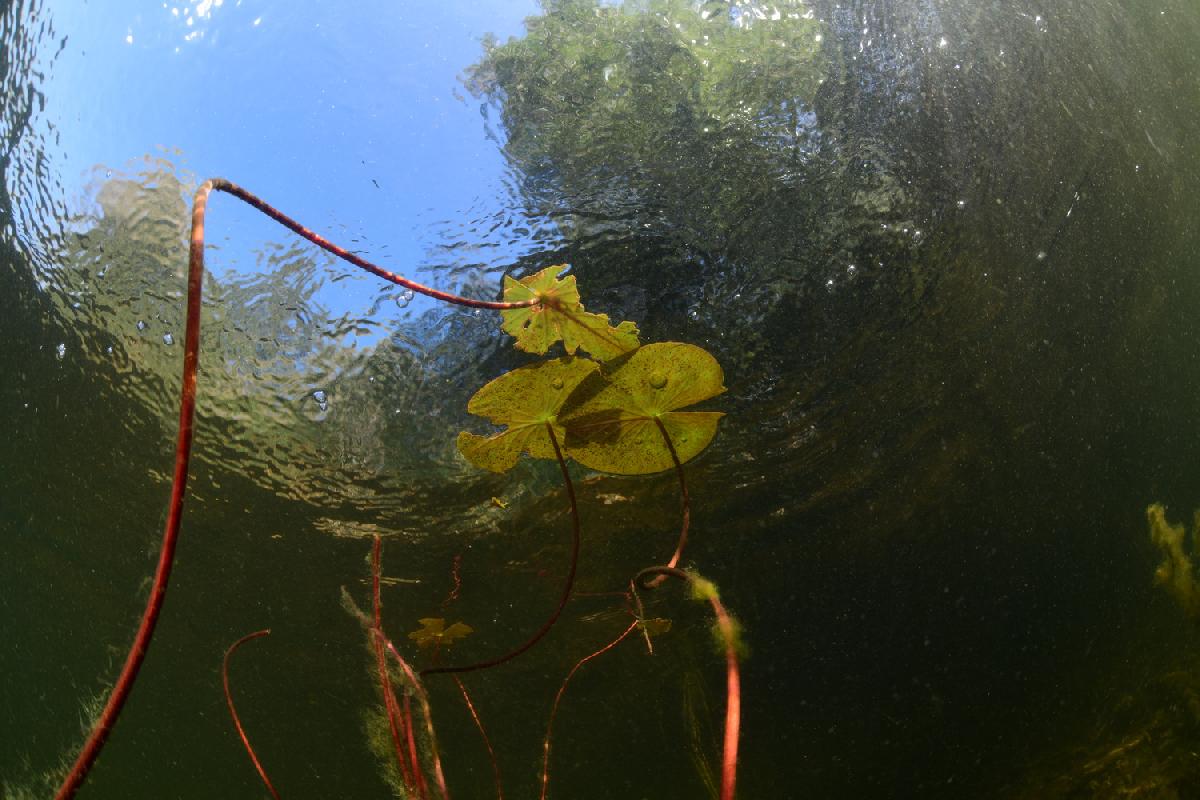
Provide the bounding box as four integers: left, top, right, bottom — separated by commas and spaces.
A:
3, 1, 1200, 797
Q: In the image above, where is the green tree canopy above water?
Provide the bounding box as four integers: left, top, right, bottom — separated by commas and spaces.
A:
465, 0, 827, 240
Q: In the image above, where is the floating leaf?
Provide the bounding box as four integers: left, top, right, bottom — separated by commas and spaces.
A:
561, 342, 725, 475
501, 265, 640, 361
457, 356, 600, 473
408, 618, 474, 650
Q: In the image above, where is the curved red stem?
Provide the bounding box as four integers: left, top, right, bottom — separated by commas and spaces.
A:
54, 180, 212, 800
652, 417, 691, 574
452, 675, 504, 800
635, 567, 741, 800
372, 536, 421, 795
422, 423, 580, 677
211, 179, 535, 310
540, 620, 638, 800
222, 629, 281, 800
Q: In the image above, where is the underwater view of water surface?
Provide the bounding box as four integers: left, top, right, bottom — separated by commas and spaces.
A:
2, 0, 1200, 797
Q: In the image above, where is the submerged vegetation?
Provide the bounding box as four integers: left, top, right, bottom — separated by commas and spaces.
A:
50, 179, 741, 799
1146, 503, 1200, 619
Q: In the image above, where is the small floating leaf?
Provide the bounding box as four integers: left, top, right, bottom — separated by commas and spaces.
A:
501, 265, 640, 361
408, 618, 474, 649
561, 342, 725, 475
457, 356, 600, 473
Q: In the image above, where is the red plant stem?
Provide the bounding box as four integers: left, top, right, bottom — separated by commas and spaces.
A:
403, 693, 429, 800
53, 178, 212, 800
221, 629, 281, 800
635, 567, 741, 800
210, 179, 535, 310
53, 177, 531, 798
540, 620, 639, 800
422, 423, 580, 677
382, 638, 451, 799
440, 554, 463, 609
372, 536, 420, 794
651, 417, 691, 571
452, 675, 504, 800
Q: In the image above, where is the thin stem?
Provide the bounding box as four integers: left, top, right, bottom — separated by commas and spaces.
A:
210, 179, 535, 310
634, 567, 741, 800
422, 423, 580, 676
54, 179, 212, 800
657, 419, 696, 575
452, 675, 504, 800
222, 629, 281, 800
540, 620, 639, 800
373, 536, 420, 795
381, 639, 451, 800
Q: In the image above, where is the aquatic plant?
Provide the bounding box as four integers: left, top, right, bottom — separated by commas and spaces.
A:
1146, 503, 1200, 619
53, 178, 741, 799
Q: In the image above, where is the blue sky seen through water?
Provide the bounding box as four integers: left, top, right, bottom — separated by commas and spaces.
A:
39, 0, 540, 325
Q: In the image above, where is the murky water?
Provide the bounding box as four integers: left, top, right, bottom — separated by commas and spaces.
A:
3, 1, 1200, 797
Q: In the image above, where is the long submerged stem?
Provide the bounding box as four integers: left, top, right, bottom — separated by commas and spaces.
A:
54, 178, 532, 798
652, 417, 691, 572
54, 179, 212, 800
540, 620, 638, 800
210, 179, 534, 310
422, 423, 580, 677
635, 566, 741, 800
222, 629, 281, 800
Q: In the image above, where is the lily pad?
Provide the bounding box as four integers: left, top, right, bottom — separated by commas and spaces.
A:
408, 618, 474, 649
501, 266, 640, 361
457, 356, 600, 473
561, 342, 725, 475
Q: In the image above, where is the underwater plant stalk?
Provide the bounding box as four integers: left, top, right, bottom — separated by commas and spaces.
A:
222, 629, 281, 800
452, 675, 504, 800
540, 619, 639, 800
52, 177, 538, 798
635, 567, 741, 800
372, 535, 422, 796
53, 179, 214, 800
206, 179, 537, 310
381, 638, 451, 799
652, 417, 691, 574
422, 423, 580, 677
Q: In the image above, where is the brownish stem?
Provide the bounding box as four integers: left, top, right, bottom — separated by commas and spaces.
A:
649, 417, 690, 583
540, 620, 639, 800
635, 567, 741, 800
222, 629, 281, 800
452, 675, 504, 800
422, 423, 580, 677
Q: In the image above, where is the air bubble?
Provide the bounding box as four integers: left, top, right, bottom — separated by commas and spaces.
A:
55, 343, 66, 360
162, 333, 174, 346
136, 320, 146, 331
396, 288, 415, 308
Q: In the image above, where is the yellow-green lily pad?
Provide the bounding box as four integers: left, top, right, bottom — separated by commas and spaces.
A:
457, 356, 600, 473
561, 342, 725, 475
501, 266, 640, 362
408, 618, 474, 649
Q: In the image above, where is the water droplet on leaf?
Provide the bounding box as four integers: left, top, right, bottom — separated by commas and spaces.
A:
649, 373, 668, 389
